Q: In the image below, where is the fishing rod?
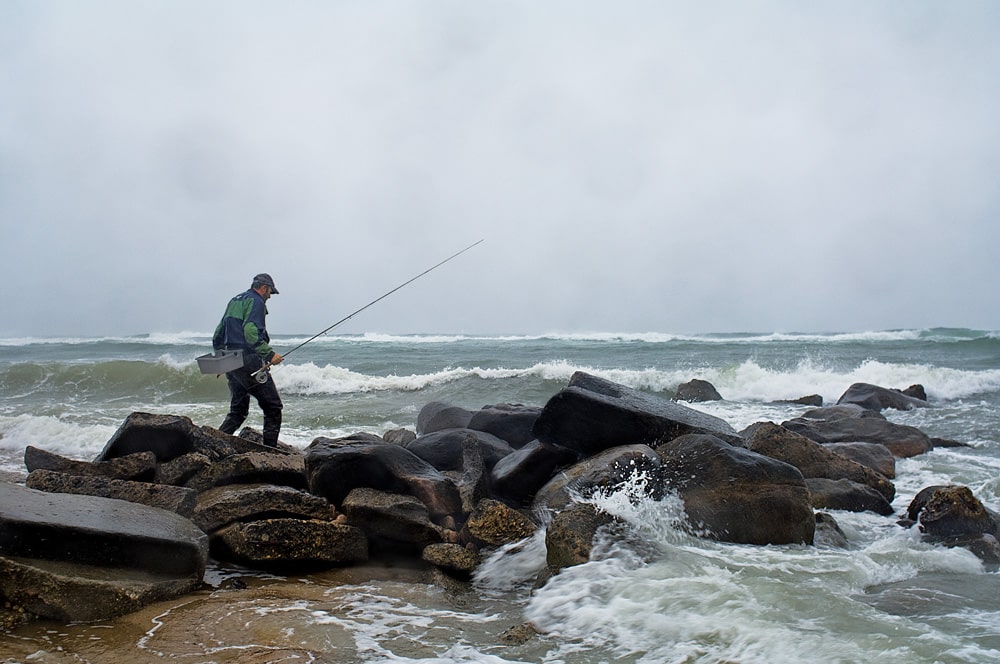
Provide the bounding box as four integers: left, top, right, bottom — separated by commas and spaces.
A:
251, 239, 484, 382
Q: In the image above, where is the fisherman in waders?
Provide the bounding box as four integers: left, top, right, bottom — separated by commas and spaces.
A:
213, 273, 285, 447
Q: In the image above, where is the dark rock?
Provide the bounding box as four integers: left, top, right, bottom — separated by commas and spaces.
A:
24, 446, 157, 482
931, 437, 972, 449
814, 512, 849, 548
532, 372, 737, 457
462, 499, 537, 547
673, 379, 722, 402
305, 436, 462, 520
742, 422, 894, 502
422, 542, 481, 577
0, 482, 207, 578
468, 403, 542, 449
417, 401, 474, 434
442, 431, 490, 514
901, 384, 928, 401
25, 469, 198, 518
776, 395, 824, 407
193, 483, 337, 533
211, 518, 368, 568
800, 404, 885, 421
533, 444, 662, 512
406, 429, 514, 472
155, 452, 212, 486
383, 428, 417, 445
184, 452, 307, 492
490, 440, 580, 507
909, 485, 999, 540
822, 442, 896, 479
836, 382, 929, 412
805, 478, 895, 515
781, 415, 933, 458
656, 434, 815, 545
498, 622, 541, 646
545, 502, 616, 569
341, 488, 444, 552
96, 412, 223, 462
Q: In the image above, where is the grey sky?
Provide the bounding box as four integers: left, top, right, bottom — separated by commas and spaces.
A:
3, 2, 999, 336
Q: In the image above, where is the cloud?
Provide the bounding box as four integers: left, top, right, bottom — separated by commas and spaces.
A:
3, 1, 1000, 336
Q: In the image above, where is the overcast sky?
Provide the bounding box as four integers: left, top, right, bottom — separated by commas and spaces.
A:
3, 1, 999, 337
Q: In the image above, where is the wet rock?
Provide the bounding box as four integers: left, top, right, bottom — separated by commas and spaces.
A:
545, 502, 616, 569
781, 415, 933, 458
805, 478, 894, 515
155, 452, 212, 486
909, 485, 999, 540
814, 512, 849, 548
406, 428, 514, 472
184, 451, 307, 492
422, 542, 481, 577
468, 403, 542, 449
800, 404, 885, 421
533, 372, 737, 457
533, 444, 662, 512
383, 428, 417, 445
341, 488, 444, 553
305, 436, 462, 520
26, 469, 198, 518
822, 442, 896, 479
656, 434, 815, 545
25, 446, 157, 482
673, 378, 722, 402
776, 395, 824, 407
498, 622, 541, 646
836, 382, 929, 412
211, 518, 368, 568
742, 422, 894, 501
193, 483, 337, 533
490, 440, 580, 507
417, 401, 474, 434
462, 499, 537, 547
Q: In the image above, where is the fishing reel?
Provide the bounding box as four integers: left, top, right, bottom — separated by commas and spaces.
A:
252, 366, 271, 384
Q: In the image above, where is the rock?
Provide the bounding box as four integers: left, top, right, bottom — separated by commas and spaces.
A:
193, 483, 337, 533
0, 482, 206, 622
443, 431, 490, 514
805, 478, 895, 515
383, 428, 417, 445
24, 446, 157, 482
781, 415, 933, 458
822, 442, 896, 479
656, 434, 815, 545
417, 402, 474, 434
931, 437, 972, 449
532, 372, 737, 457
462, 499, 537, 547
814, 512, 849, 548
498, 622, 541, 646
184, 452, 308, 492
776, 395, 824, 407
901, 384, 928, 401
405, 429, 514, 472
742, 422, 894, 502
800, 404, 885, 421
155, 452, 212, 486
422, 542, 481, 577
26, 469, 198, 518
468, 403, 543, 449
96, 412, 225, 462
210, 518, 368, 568
490, 440, 580, 507
836, 382, 929, 412
533, 444, 662, 512
0, 482, 207, 577
545, 502, 616, 569
305, 436, 462, 520
673, 379, 722, 402
908, 485, 999, 540
340, 488, 444, 552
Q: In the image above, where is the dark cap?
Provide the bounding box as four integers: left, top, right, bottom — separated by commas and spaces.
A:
252, 273, 279, 294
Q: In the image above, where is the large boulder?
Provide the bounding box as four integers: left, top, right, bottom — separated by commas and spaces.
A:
822, 442, 896, 479
836, 382, 928, 412
417, 402, 474, 434
532, 444, 663, 513
906, 485, 1000, 564
742, 422, 895, 502
468, 403, 542, 449
25, 446, 157, 482
0, 482, 207, 622
805, 478, 894, 515
305, 435, 462, 521
183, 451, 308, 492
210, 518, 368, 568
340, 488, 445, 553
26, 469, 198, 518
673, 379, 722, 402
490, 440, 580, 507
656, 434, 815, 545
405, 429, 514, 472
532, 372, 737, 457
192, 483, 338, 533
461, 498, 537, 548
781, 415, 933, 458
545, 502, 617, 569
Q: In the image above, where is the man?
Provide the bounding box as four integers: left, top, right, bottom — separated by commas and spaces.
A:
212, 273, 286, 447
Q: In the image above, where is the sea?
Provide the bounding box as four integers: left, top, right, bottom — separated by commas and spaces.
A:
1, 328, 999, 663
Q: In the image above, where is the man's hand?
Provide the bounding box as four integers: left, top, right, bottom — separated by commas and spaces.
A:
271, 352, 285, 365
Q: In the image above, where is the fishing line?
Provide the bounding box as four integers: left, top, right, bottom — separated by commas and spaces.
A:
251, 239, 484, 382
